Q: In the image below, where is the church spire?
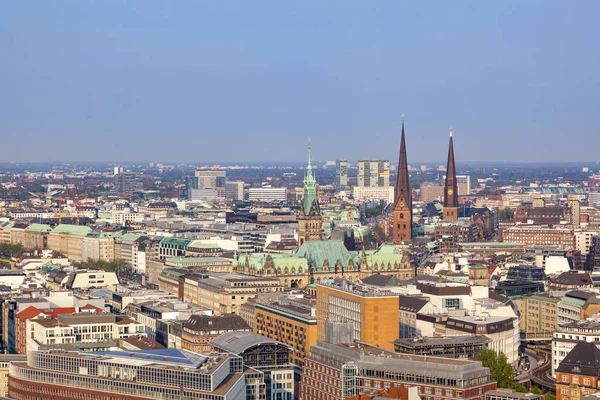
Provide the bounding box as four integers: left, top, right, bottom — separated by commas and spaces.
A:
302, 138, 319, 216
392, 117, 412, 244
443, 128, 459, 220
394, 117, 411, 209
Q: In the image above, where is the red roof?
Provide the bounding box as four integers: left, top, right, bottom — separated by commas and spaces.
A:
16, 306, 77, 321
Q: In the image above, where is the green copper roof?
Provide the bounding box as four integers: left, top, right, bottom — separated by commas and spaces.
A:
301, 141, 319, 215
25, 223, 53, 233
51, 224, 92, 237
160, 237, 192, 247
296, 240, 355, 271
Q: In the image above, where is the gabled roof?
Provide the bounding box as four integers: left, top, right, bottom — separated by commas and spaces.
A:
557, 341, 600, 377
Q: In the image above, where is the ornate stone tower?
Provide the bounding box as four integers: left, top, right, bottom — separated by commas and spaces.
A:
392, 118, 412, 244
443, 129, 459, 221
298, 139, 323, 246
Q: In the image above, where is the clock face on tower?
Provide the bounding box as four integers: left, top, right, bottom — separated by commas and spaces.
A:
447, 189, 454, 196
399, 200, 405, 208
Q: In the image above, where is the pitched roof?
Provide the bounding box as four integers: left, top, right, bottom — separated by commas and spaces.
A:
552, 271, 593, 286
183, 313, 250, 333
120, 335, 165, 350
361, 274, 404, 287
295, 240, 355, 271
399, 295, 430, 313
557, 342, 600, 377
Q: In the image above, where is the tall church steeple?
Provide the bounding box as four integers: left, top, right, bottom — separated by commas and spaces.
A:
443, 128, 459, 221
392, 117, 412, 244
298, 138, 322, 246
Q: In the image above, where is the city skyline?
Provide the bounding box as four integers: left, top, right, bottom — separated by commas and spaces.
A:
2, 1, 599, 163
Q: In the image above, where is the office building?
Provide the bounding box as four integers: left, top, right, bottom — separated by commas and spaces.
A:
212, 331, 295, 400
513, 295, 560, 339
180, 273, 284, 315
420, 182, 444, 202
457, 175, 471, 196
254, 296, 318, 368
195, 169, 227, 189
27, 312, 146, 352
357, 160, 390, 187
335, 160, 349, 188
181, 314, 250, 353
248, 187, 287, 203
114, 172, 143, 193
587, 236, 600, 272
316, 280, 399, 351
226, 181, 245, 201
393, 335, 489, 360
299, 338, 497, 400
353, 186, 395, 204
392, 119, 412, 244
501, 226, 575, 248
434, 221, 477, 252
8, 349, 266, 399
570, 198, 581, 225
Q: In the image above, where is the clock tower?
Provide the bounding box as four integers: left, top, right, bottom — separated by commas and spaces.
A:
443, 129, 459, 221
392, 118, 412, 244
298, 139, 323, 246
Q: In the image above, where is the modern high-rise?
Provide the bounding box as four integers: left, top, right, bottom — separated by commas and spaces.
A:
392, 119, 412, 244
195, 169, 227, 189
443, 129, 459, 221
569, 198, 581, 225
114, 172, 143, 194
457, 175, 471, 195
357, 160, 389, 187
335, 160, 349, 188
226, 181, 245, 201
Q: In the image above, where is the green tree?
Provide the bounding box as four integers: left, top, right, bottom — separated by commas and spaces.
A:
530, 387, 542, 395
545, 394, 556, 400
0, 243, 23, 257
475, 350, 525, 391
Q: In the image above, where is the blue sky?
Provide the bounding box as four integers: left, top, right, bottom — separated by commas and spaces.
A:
1, 1, 599, 163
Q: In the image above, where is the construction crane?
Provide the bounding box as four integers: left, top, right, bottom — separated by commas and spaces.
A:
74, 184, 81, 225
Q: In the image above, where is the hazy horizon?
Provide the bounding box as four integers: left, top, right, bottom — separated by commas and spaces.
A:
2, 1, 599, 163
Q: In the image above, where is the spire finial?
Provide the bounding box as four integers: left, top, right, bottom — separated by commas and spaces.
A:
450, 127, 453, 137
306, 137, 312, 169
402, 113, 404, 122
